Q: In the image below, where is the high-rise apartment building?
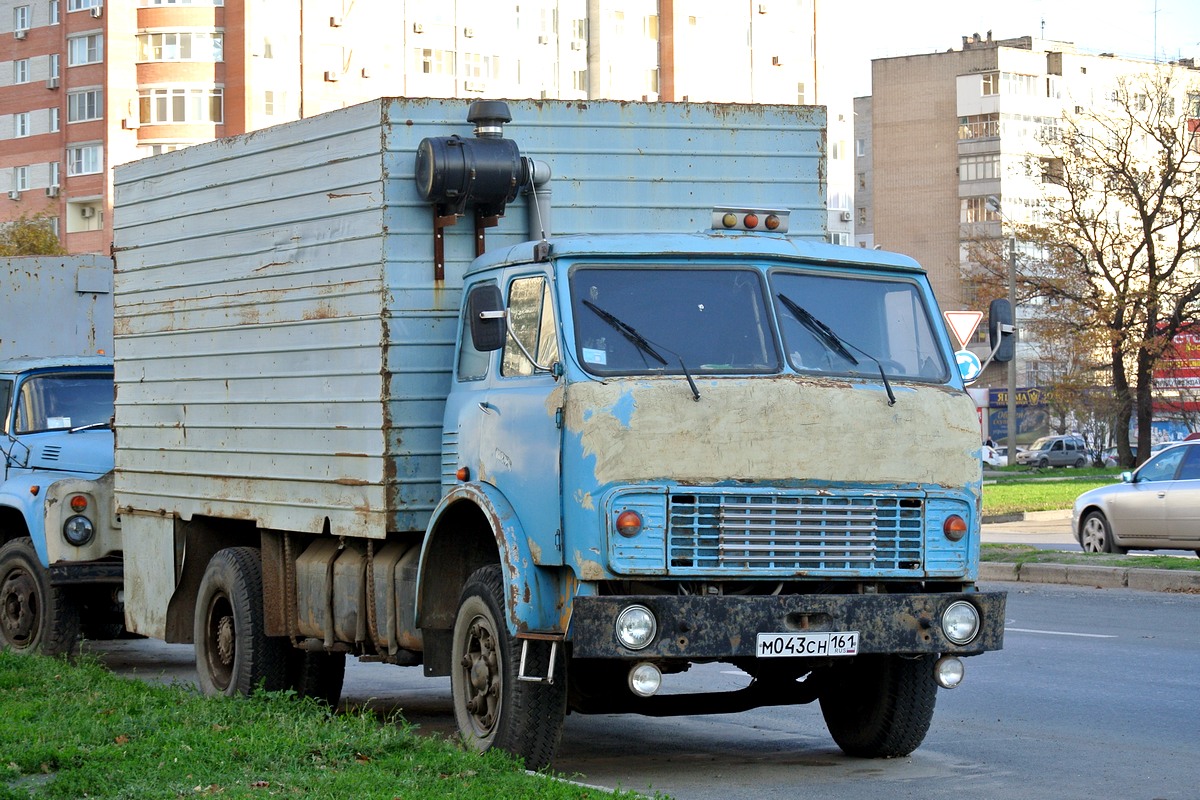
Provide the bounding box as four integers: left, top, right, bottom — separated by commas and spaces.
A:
862, 33, 1199, 386
2, 0, 851, 254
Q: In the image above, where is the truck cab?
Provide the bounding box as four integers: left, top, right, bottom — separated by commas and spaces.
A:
0, 356, 120, 654
423, 216, 1004, 759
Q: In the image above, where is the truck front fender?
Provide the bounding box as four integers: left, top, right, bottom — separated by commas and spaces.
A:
417, 483, 566, 637
0, 475, 52, 564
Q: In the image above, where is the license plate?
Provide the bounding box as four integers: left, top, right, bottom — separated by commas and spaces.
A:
755, 631, 859, 658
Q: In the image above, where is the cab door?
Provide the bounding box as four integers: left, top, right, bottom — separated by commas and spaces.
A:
476, 273, 564, 566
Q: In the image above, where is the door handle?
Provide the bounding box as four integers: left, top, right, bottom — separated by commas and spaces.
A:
478, 402, 495, 415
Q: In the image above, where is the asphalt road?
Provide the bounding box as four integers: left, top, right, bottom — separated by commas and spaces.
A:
86, 577, 1200, 800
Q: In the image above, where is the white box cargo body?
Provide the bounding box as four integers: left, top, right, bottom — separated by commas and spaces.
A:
111, 98, 827, 548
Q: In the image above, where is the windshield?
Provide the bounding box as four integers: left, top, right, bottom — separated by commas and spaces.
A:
13, 372, 114, 434
570, 267, 779, 375
770, 270, 948, 381
1028, 437, 1054, 452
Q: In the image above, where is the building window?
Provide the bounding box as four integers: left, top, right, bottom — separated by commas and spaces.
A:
14, 4, 31, 31
646, 68, 659, 94
857, 207, 866, 225
137, 32, 224, 62
855, 138, 865, 157
14, 113, 31, 138
68, 89, 103, 122
644, 14, 658, 39
262, 37, 273, 58
959, 153, 1000, 181
14, 167, 30, 191
50, 53, 60, 78
417, 48, 454, 75
961, 196, 1002, 224
68, 34, 104, 66
981, 72, 999, 95
137, 143, 188, 157
138, 87, 224, 124
50, 0, 60, 24
67, 0, 101, 10
49, 161, 60, 187
958, 113, 999, 140
573, 70, 587, 91
14, 59, 30, 84
50, 107, 60, 131
66, 143, 102, 175
263, 90, 275, 116
1188, 93, 1200, 118
461, 52, 500, 80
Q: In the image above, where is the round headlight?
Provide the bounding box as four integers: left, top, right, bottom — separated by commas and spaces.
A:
615, 605, 657, 650
942, 600, 980, 645
63, 515, 96, 547
628, 662, 663, 697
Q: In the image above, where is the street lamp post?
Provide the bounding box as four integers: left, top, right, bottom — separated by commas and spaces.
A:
1006, 237, 1018, 466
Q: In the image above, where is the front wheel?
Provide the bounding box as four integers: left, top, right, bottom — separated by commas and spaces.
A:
451, 565, 567, 770
194, 547, 288, 697
819, 654, 937, 758
0, 538, 80, 656
1080, 511, 1124, 554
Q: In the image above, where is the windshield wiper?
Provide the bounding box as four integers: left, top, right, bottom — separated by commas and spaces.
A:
582, 300, 668, 366
69, 421, 112, 433
777, 293, 896, 406
582, 300, 700, 401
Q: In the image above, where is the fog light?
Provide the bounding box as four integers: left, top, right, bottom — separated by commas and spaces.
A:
628, 662, 662, 697
942, 600, 980, 645
63, 515, 95, 547
934, 655, 964, 689
615, 605, 657, 650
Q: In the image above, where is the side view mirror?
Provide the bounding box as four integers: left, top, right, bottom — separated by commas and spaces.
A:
988, 298, 1015, 364
467, 284, 506, 352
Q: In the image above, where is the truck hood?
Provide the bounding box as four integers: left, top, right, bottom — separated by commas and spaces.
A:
10, 429, 114, 477
562, 377, 980, 490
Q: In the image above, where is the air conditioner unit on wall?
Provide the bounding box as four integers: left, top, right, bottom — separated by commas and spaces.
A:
839, 210, 853, 222
122, 117, 139, 129
46, 186, 59, 197
14, 29, 27, 39
80, 206, 96, 218
90, 5, 103, 18
8, 190, 21, 200
324, 70, 339, 82
46, 77, 59, 89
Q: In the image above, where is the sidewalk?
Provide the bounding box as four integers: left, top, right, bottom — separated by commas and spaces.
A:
979, 509, 1200, 593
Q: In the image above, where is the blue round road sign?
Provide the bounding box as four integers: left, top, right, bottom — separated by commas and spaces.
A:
956, 350, 982, 383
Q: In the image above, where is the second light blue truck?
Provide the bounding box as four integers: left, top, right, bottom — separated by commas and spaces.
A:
108, 98, 1007, 768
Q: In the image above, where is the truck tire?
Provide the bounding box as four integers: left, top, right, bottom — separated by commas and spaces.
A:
450, 565, 567, 770
0, 538, 80, 656
286, 650, 346, 707
819, 654, 937, 758
194, 547, 288, 697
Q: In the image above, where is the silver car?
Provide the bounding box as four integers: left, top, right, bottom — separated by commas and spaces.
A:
1072, 441, 1200, 556
1017, 435, 1089, 468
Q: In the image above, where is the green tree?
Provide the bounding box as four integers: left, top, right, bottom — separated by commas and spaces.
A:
0, 212, 66, 256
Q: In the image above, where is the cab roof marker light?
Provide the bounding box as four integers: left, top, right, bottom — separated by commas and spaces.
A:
711, 207, 789, 233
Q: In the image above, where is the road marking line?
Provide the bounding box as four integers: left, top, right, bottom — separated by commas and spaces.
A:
1006, 627, 1116, 638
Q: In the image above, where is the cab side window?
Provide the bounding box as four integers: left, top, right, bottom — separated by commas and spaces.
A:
457, 297, 491, 382
502, 276, 559, 377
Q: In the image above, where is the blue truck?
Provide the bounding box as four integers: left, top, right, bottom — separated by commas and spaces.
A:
109, 98, 1008, 769
0, 356, 120, 654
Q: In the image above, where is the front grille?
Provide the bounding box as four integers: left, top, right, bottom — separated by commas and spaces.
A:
668, 493, 923, 573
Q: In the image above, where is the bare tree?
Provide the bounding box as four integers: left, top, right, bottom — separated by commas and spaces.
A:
986, 73, 1200, 466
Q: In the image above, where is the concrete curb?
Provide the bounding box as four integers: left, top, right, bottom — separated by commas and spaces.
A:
981, 562, 1200, 592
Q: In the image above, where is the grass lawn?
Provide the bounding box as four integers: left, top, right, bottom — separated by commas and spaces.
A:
0, 652, 644, 800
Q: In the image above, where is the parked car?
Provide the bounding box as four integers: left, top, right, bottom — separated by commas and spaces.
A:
1072, 441, 1200, 555
1016, 434, 1089, 468
982, 444, 1004, 467
1101, 446, 1138, 467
